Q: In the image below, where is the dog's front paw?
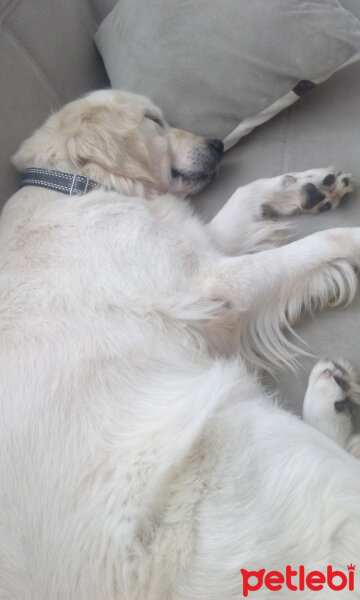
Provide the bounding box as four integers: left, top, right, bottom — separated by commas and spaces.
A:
299, 168, 354, 213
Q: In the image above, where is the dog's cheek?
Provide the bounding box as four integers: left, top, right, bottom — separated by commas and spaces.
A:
153, 136, 168, 154
154, 142, 172, 189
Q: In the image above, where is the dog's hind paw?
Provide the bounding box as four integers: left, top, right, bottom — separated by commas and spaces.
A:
303, 359, 360, 454
303, 359, 360, 446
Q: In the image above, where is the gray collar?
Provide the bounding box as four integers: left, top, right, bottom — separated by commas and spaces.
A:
20, 168, 102, 195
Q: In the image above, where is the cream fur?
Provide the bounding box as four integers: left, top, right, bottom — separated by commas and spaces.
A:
1, 90, 360, 599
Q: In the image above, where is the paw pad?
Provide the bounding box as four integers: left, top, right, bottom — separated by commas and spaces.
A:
300, 169, 354, 213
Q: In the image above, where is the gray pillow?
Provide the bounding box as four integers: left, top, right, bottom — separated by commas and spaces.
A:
95, 0, 360, 150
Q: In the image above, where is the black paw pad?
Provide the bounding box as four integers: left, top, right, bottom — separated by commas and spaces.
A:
334, 375, 349, 392
322, 174, 335, 187
302, 183, 326, 209
334, 398, 352, 414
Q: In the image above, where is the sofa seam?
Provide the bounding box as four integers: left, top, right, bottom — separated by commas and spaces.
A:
0, 0, 23, 26
3, 24, 64, 107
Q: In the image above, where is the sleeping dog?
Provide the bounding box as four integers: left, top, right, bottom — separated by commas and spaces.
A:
0, 89, 359, 599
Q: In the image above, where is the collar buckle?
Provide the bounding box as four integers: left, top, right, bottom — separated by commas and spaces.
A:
70, 174, 90, 196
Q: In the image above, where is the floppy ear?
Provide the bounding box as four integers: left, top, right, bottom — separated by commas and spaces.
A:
12, 122, 63, 173
65, 105, 157, 187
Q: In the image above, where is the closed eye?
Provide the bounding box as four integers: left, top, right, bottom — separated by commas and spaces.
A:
145, 114, 164, 127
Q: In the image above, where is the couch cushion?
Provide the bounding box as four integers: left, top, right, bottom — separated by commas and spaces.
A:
0, 0, 117, 207
95, 0, 360, 150
193, 57, 360, 415
341, 0, 360, 19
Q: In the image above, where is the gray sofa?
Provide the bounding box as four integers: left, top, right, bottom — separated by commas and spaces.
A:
1, 0, 360, 415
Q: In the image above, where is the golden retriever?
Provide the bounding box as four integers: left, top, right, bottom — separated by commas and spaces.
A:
0, 89, 359, 600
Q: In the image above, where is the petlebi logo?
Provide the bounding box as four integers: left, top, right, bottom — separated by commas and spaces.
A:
239, 564, 356, 596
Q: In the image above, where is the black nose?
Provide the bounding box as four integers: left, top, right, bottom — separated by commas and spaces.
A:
207, 138, 224, 155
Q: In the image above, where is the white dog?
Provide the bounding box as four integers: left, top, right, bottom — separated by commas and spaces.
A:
1, 89, 360, 599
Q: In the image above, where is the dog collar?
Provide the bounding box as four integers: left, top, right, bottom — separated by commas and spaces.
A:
20, 168, 102, 196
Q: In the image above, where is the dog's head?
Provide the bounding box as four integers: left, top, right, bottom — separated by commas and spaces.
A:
13, 90, 223, 196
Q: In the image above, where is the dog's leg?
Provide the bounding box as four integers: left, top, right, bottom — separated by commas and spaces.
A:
303, 359, 360, 457
207, 168, 354, 255
199, 228, 360, 367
